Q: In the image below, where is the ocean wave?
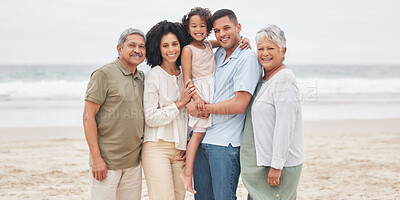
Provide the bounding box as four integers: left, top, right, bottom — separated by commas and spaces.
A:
0, 80, 88, 100
297, 77, 400, 94
0, 78, 399, 101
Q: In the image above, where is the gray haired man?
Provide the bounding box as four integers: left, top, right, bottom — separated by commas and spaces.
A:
83, 28, 146, 199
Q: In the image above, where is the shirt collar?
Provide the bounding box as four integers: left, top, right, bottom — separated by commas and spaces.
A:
220, 44, 242, 61
229, 44, 242, 59
115, 58, 143, 80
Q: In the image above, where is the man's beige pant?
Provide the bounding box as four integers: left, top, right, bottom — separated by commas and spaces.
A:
90, 163, 142, 200
142, 140, 185, 200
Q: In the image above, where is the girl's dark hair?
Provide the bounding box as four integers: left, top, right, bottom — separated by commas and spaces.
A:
145, 20, 187, 68
181, 7, 212, 43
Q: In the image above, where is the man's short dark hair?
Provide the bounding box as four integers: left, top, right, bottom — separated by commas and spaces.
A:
145, 20, 186, 68
210, 9, 238, 25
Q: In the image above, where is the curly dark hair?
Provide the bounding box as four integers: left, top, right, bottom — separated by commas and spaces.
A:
145, 20, 187, 68
181, 7, 212, 44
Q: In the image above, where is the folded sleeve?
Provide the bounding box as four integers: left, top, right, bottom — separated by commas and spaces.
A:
84, 70, 108, 105
233, 52, 262, 95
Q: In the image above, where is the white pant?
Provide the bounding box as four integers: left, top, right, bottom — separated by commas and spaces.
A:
90, 164, 142, 200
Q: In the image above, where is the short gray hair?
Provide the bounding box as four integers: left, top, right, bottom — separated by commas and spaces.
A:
118, 28, 145, 47
255, 25, 286, 50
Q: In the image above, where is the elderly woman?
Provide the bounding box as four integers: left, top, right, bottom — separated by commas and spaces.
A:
240, 25, 305, 200
142, 20, 196, 200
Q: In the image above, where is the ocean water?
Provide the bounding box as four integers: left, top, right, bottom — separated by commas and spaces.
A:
0, 64, 399, 127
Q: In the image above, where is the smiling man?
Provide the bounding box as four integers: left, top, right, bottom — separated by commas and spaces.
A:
82, 28, 146, 200
186, 9, 262, 200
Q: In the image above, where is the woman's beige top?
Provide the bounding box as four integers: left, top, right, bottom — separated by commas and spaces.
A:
143, 66, 188, 150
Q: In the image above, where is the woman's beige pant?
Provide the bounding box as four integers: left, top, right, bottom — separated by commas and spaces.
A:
142, 140, 186, 200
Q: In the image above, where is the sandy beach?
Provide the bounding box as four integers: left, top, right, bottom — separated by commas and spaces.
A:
0, 119, 399, 199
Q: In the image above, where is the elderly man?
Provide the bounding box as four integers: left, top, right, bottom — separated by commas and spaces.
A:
83, 28, 146, 200
186, 9, 262, 200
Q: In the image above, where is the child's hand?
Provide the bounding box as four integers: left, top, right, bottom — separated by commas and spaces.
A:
239, 37, 251, 49
195, 98, 206, 111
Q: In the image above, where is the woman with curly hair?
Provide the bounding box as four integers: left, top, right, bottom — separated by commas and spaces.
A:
142, 20, 196, 200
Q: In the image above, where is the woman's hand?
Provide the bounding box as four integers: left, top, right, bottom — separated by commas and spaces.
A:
181, 80, 196, 104
176, 81, 196, 109
267, 167, 281, 186
239, 37, 251, 49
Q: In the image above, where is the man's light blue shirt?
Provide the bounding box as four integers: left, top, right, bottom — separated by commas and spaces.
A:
203, 44, 262, 147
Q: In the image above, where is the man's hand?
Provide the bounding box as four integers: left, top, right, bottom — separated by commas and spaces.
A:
187, 99, 210, 119
92, 157, 108, 181
199, 113, 210, 119
239, 37, 251, 49
267, 167, 281, 186
199, 101, 210, 119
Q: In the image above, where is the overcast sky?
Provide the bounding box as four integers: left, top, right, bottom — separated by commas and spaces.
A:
1, 0, 399, 65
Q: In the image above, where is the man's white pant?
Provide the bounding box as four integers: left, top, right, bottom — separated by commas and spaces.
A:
90, 163, 142, 200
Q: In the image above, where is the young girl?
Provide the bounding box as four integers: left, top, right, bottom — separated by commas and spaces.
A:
179, 7, 250, 194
